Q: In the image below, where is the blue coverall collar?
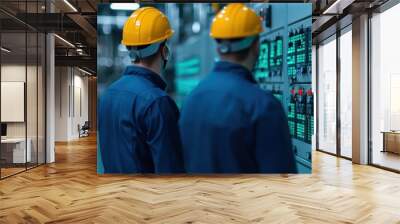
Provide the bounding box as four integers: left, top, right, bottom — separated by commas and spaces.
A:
213, 61, 256, 84
123, 65, 167, 90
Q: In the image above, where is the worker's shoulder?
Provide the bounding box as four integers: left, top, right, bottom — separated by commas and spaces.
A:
107, 75, 166, 98
138, 87, 169, 104
250, 84, 274, 98
234, 79, 277, 102
257, 91, 284, 115
102, 85, 173, 114
254, 86, 279, 100
107, 75, 145, 93
243, 84, 282, 109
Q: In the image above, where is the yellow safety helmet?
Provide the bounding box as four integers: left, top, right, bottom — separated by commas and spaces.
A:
121, 7, 174, 46
210, 3, 263, 39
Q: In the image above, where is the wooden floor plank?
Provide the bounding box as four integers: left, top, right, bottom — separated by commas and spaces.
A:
0, 135, 399, 223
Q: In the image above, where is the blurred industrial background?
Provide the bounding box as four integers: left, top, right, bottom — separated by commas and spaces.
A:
97, 3, 219, 108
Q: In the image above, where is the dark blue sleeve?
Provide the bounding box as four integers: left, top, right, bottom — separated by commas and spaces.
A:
143, 96, 185, 173
255, 98, 298, 173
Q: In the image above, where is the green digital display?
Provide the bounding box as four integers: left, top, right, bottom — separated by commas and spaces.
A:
254, 36, 283, 83
289, 121, 295, 136
276, 38, 283, 56
265, 37, 283, 69
296, 114, 305, 139
287, 55, 295, 65
288, 103, 295, 119
296, 33, 306, 52
288, 66, 296, 77
307, 116, 314, 143
288, 102, 296, 137
297, 123, 305, 139
288, 39, 295, 54
269, 41, 276, 67
255, 70, 268, 80
297, 54, 305, 63
257, 42, 269, 69
287, 28, 310, 80
176, 58, 200, 76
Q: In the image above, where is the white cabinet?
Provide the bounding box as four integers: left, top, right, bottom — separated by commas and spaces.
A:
1, 138, 32, 163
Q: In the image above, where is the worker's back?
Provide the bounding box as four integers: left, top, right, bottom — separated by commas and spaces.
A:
99, 65, 184, 173
179, 61, 297, 173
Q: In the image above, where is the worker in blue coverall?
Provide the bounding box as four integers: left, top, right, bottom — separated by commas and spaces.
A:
179, 3, 297, 173
99, 7, 184, 173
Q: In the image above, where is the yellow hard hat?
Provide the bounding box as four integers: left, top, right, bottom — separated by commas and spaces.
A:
121, 7, 174, 46
210, 3, 263, 39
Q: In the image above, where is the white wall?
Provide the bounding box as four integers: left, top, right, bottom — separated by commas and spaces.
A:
1, 82, 25, 122
70, 72, 89, 139
1, 66, 26, 139
1, 65, 38, 137
55, 67, 89, 141
55, 66, 69, 141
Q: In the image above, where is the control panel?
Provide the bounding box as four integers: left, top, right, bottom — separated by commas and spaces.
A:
254, 5, 312, 173
255, 34, 285, 105
287, 26, 313, 144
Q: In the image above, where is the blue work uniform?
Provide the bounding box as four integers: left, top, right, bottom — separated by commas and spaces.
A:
99, 65, 184, 174
179, 61, 297, 173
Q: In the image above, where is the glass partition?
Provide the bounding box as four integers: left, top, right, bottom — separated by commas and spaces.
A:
371, 4, 400, 171
317, 35, 337, 155
339, 27, 352, 158
27, 31, 38, 169
1, 30, 28, 177
0, 0, 46, 179
38, 32, 45, 165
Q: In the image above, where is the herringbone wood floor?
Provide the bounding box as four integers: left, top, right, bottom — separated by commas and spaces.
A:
1, 135, 400, 224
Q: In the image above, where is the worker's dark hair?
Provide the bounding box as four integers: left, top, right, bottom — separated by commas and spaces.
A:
216, 38, 257, 61
127, 41, 166, 65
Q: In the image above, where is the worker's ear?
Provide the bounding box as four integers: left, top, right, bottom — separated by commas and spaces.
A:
252, 38, 260, 58
161, 44, 171, 61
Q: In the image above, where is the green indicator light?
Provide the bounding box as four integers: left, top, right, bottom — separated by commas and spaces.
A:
176, 58, 201, 76
277, 39, 283, 56
288, 66, 296, 77
257, 42, 269, 69
289, 121, 295, 136
177, 58, 199, 68
288, 55, 295, 65
297, 54, 305, 63
288, 104, 295, 118
176, 67, 200, 76
255, 70, 268, 79
297, 123, 305, 138
270, 42, 276, 58
297, 114, 305, 120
